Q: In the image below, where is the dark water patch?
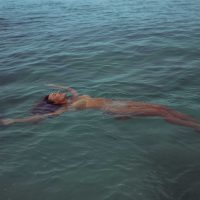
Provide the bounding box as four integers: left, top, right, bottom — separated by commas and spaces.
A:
0, 17, 10, 30
7, 51, 35, 60
145, 134, 200, 199
0, 67, 34, 85
0, 73, 19, 85
0, 130, 35, 145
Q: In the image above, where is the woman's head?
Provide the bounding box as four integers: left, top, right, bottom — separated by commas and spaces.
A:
31, 93, 67, 115
45, 92, 67, 105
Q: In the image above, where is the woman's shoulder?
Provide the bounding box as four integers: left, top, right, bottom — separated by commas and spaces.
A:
78, 95, 91, 100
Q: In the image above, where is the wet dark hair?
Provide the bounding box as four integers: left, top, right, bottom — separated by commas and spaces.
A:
31, 95, 63, 115
44, 95, 53, 104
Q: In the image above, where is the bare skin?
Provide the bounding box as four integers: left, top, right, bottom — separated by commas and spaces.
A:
1, 84, 200, 132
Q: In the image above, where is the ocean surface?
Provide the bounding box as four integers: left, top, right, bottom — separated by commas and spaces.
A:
1, 0, 200, 199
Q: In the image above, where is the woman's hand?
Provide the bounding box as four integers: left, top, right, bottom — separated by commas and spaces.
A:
0, 118, 15, 125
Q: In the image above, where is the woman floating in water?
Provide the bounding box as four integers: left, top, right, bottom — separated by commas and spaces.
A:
1, 84, 200, 132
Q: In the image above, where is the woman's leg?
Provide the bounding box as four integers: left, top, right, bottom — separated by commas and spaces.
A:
158, 106, 200, 132
130, 105, 200, 132
164, 115, 200, 132
162, 107, 199, 123
103, 102, 200, 132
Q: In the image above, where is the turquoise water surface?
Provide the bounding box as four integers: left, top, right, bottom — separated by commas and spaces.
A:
1, 0, 200, 199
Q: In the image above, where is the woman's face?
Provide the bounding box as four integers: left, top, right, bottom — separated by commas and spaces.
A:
48, 93, 67, 104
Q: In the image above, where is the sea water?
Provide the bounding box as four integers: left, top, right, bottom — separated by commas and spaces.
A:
0, 0, 200, 199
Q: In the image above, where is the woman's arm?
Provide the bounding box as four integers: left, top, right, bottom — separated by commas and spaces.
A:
67, 87, 78, 101
0, 107, 67, 125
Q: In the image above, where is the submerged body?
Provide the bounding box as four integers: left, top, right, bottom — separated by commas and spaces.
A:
1, 85, 200, 132
73, 95, 200, 130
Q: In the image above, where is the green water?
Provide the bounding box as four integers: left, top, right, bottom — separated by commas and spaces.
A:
1, 0, 200, 199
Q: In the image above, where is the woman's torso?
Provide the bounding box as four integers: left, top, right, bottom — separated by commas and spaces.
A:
76, 95, 162, 112
77, 95, 111, 109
